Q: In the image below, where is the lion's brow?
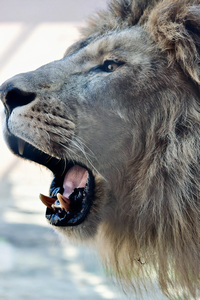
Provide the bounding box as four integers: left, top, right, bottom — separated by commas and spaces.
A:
65, 35, 99, 57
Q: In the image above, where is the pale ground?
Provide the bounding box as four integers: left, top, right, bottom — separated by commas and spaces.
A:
0, 1, 180, 299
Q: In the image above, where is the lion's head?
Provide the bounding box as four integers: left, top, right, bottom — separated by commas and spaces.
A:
1, 0, 200, 298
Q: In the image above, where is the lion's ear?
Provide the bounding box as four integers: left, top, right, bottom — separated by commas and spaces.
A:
147, 0, 200, 84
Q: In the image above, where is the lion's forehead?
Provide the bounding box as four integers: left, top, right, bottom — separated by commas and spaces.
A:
68, 27, 154, 69
86, 28, 145, 56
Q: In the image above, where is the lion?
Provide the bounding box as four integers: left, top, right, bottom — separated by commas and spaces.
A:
0, 0, 200, 298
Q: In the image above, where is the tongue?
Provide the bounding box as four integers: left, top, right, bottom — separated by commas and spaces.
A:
63, 165, 89, 198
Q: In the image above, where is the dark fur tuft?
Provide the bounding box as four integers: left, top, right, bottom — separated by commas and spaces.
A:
81, 0, 159, 36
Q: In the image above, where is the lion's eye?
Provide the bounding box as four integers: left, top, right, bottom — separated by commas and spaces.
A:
101, 60, 123, 72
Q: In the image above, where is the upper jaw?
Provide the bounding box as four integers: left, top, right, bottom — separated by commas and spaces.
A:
4, 128, 65, 175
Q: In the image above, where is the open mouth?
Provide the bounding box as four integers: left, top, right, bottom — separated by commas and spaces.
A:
41, 164, 94, 226
6, 133, 95, 227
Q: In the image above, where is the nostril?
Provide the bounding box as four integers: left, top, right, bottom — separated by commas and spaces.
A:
5, 88, 36, 114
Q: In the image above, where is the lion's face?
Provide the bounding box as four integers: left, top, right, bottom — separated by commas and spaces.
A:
1, 0, 200, 298
0, 27, 166, 238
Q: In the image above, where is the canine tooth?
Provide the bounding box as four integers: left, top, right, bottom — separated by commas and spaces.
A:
57, 193, 70, 211
39, 193, 55, 209
18, 138, 25, 155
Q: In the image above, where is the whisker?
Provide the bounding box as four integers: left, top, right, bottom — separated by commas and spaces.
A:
73, 136, 95, 158
72, 139, 94, 159
54, 140, 86, 162
49, 131, 104, 178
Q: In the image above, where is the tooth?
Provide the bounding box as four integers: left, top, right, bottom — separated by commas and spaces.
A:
39, 194, 56, 209
39, 193, 71, 212
18, 138, 25, 155
57, 193, 70, 211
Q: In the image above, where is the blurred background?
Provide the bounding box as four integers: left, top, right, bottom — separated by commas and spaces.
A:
0, 1, 168, 299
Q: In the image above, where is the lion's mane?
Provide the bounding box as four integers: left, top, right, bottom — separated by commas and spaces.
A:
83, 1, 200, 298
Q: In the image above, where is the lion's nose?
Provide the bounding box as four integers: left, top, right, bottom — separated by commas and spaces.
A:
0, 84, 36, 115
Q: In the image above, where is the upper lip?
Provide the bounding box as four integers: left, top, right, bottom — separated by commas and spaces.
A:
5, 130, 66, 176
